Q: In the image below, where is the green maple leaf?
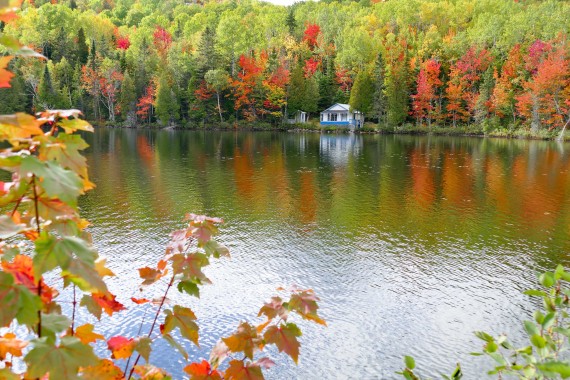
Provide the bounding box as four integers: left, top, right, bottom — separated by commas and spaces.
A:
41, 313, 71, 341
44, 134, 90, 179
20, 156, 83, 206
161, 306, 199, 346
134, 337, 152, 362
0, 272, 40, 327
34, 233, 98, 281
25, 336, 98, 379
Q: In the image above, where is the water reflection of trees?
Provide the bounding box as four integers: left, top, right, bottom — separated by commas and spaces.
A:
81, 130, 570, 255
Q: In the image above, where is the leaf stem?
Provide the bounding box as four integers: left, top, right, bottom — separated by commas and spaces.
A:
126, 274, 176, 379
71, 285, 77, 336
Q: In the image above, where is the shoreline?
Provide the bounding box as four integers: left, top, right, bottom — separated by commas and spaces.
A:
90, 122, 570, 142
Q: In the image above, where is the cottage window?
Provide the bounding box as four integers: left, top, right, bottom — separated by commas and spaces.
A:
330, 113, 337, 121
341, 113, 347, 121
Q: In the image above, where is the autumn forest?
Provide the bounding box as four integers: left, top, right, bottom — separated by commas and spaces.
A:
1, 0, 570, 132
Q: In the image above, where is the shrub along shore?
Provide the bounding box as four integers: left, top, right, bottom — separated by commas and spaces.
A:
92, 120, 570, 141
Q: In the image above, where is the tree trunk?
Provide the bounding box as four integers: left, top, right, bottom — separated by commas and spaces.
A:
216, 92, 223, 123
530, 95, 540, 133
557, 117, 570, 142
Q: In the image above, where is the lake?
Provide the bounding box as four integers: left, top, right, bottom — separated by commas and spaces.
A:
79, 129, 570, 379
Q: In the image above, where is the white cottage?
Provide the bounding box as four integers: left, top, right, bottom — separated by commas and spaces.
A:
320, 103, 362, 128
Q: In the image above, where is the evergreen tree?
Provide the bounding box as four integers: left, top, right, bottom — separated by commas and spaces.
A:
196, 27, 218, 76
349, 69, 374, 123
474, 67, 495, 124
318, 57, 336, 110
373, 53, 387, 124
89, 39, 97, 69
37, 65, 56, 110
286, 7, 297, 36
287, 60, 305, 116
385, 62, 409, 126
76, 28, 89, 65
304, 76, 319, 117
51, 27, 68, 63
155, 72, 179, 126
0, 76, 26, 113
119, 71, 136, 124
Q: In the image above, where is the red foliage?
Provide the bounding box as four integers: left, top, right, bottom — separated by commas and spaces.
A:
195, 81, 213, 101
303, 23, 321, 50
525, 40, 552, 73
335, 67, 353, 93
516, 42, 570, 129
137, 84, 156, 121
2, 255, 56, 304
153, 26, 172, 56
411, 59, 442, 125
304, 57, 320, 78
116, 36, 130, 50
231, 53, 267, 121
445, 47, 492, 124
491, 44, 524, 118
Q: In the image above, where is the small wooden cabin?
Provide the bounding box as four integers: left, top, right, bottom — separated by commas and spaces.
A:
320, 103, 362, 128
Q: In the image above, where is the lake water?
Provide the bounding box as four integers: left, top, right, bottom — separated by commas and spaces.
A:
79, 129, 570, 379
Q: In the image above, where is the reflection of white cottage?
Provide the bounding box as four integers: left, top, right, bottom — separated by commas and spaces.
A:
320, 103, 362, 128
319, 134, 362, 166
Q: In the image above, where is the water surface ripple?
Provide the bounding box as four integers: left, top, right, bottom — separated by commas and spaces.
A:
79, 130, 570, 379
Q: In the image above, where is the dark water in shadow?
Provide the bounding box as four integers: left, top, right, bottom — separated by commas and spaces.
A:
79, 129, 570, 379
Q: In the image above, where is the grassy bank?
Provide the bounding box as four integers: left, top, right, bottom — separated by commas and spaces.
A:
93, 120, 570, 141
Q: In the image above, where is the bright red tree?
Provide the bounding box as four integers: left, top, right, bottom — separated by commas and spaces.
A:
137, 84, 156, 123
411, 59, 442, 126
303, 23, 320, 50
231, 53, 267, 121
445, 47, 492, 126
153, 26, 172, 58
516, 41, 570, 130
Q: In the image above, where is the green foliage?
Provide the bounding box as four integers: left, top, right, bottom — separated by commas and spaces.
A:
349, 68, 374, 120
155, 72, 179, 126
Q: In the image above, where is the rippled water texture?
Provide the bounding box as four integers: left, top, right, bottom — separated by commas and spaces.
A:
79, 129, 570, 379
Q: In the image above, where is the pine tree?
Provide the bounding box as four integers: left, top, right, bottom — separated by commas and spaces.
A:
373, 53, 387, 124
0, 76, 26, 113
76, 28, 89, 65
119, 71, 136, 124
474, 67, 495, 124
318, 57, 336, 110
196, 27, 218, 76
304, 75, 319, 117
385, 61, 409, 126
37, 65, 56, 110
286, 7, 297, 36
349, 69, 374, 123
51, 27, 68, 63
287, 60, 305, 116
155, 72, 179, 126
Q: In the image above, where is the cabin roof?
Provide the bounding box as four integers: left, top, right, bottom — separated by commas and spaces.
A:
321, 103, 358, 113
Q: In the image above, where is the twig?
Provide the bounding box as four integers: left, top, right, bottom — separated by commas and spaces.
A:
31, 175, 42, 338
126, 275, 175, 379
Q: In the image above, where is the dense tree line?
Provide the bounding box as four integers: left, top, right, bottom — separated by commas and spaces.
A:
1, 0, 569, 130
